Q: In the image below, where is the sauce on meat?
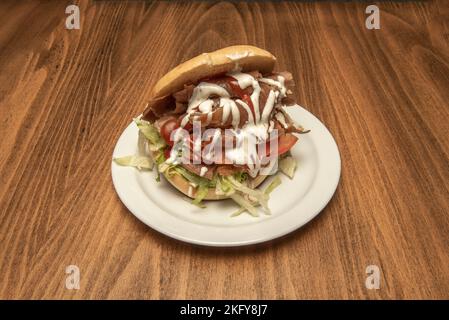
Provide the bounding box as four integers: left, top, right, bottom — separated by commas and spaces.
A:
174, 71, 291, 177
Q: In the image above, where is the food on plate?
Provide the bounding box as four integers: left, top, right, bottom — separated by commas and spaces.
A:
114, 45, 308, 216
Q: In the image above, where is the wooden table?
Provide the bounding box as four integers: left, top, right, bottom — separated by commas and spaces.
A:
0, 0, 448, 300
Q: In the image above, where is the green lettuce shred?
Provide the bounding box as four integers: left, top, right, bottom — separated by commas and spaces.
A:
226, 176, 269, 212
173, 166, 212, 188
233, 171, 249, 183
231, 175, 282, 217
192, 183, 209, 206
216, 176, 234, 196
279, 156, 297, 179
158, 163, 215, 206
134, 118, 166, 151
229, 193, 259, 217
264, 175, 282, 194
113, 156, 153, 170
115, 118, 166, 173
152, 150, 166, 182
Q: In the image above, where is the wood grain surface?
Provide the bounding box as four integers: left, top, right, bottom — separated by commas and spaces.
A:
0, 0, 448, 299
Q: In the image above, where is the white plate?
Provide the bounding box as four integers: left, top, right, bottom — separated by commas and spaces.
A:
111, 107, 341, 246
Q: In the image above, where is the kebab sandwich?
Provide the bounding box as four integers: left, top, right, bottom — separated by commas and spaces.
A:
114, 45, 308, 216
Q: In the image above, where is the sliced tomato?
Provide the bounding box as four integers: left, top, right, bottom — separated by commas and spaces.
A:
160, 119, 179, 146
277, 134, 298, 155
265, 133, 298, 157
176, 116, 193, 132
164, 147, 172, 159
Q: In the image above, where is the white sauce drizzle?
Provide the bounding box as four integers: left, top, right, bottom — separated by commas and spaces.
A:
275, 112, 288, 128
198, 100, 214, 125
225, 51, 253, 61
181, 112, 192, 127
229, 72, 252, 88
181, 82, 230, 127
227, 72, 261, 123
259, 75, 287, 98
230, 100, 240, 128
198, 99, 214, 113
199, 167, 208, 177
166, 152, 178, 165
268, 120, 275, 133
177, 71, 289, 177
188, 82, 229, 111
235, 99, 254, 125
219, 98, 240, 127
261, 90, 276, 124
203, 129, 222, 162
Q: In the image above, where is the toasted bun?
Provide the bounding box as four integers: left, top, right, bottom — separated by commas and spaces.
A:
164, 172, 268, 201
150, 45, 276, 102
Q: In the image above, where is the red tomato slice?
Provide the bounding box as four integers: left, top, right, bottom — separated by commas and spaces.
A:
265, 134, 298, 157
164, 147, 171, 160
176, 116, 193, 132
277, 134, 298, 155
160, 119, 179, 146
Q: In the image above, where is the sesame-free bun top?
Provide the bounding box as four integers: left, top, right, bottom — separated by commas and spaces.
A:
149, 45, 277, 101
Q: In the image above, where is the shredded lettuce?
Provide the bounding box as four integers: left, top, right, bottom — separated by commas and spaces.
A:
114, 122, 158, 171
233, 171, 249, 183
176, 167, 214, 207
158, 164, 214, 206
134, 118, 166, 151
113, 156, 153, 170
231, 175, 282, 217
182, 196, 206, 208
264, 175, 282, 194
153, 151, 165, 182
229, 193, 259, 217
173, 166, 212, 188
137, 118, 166, 181
137, 131, 150, 156
215, 176, 234, 196
115, 118, 166, 173
192, 183, 209, 206
226, 176, 269, 212
227, 176, 268, 200
279, 156, 296, 179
